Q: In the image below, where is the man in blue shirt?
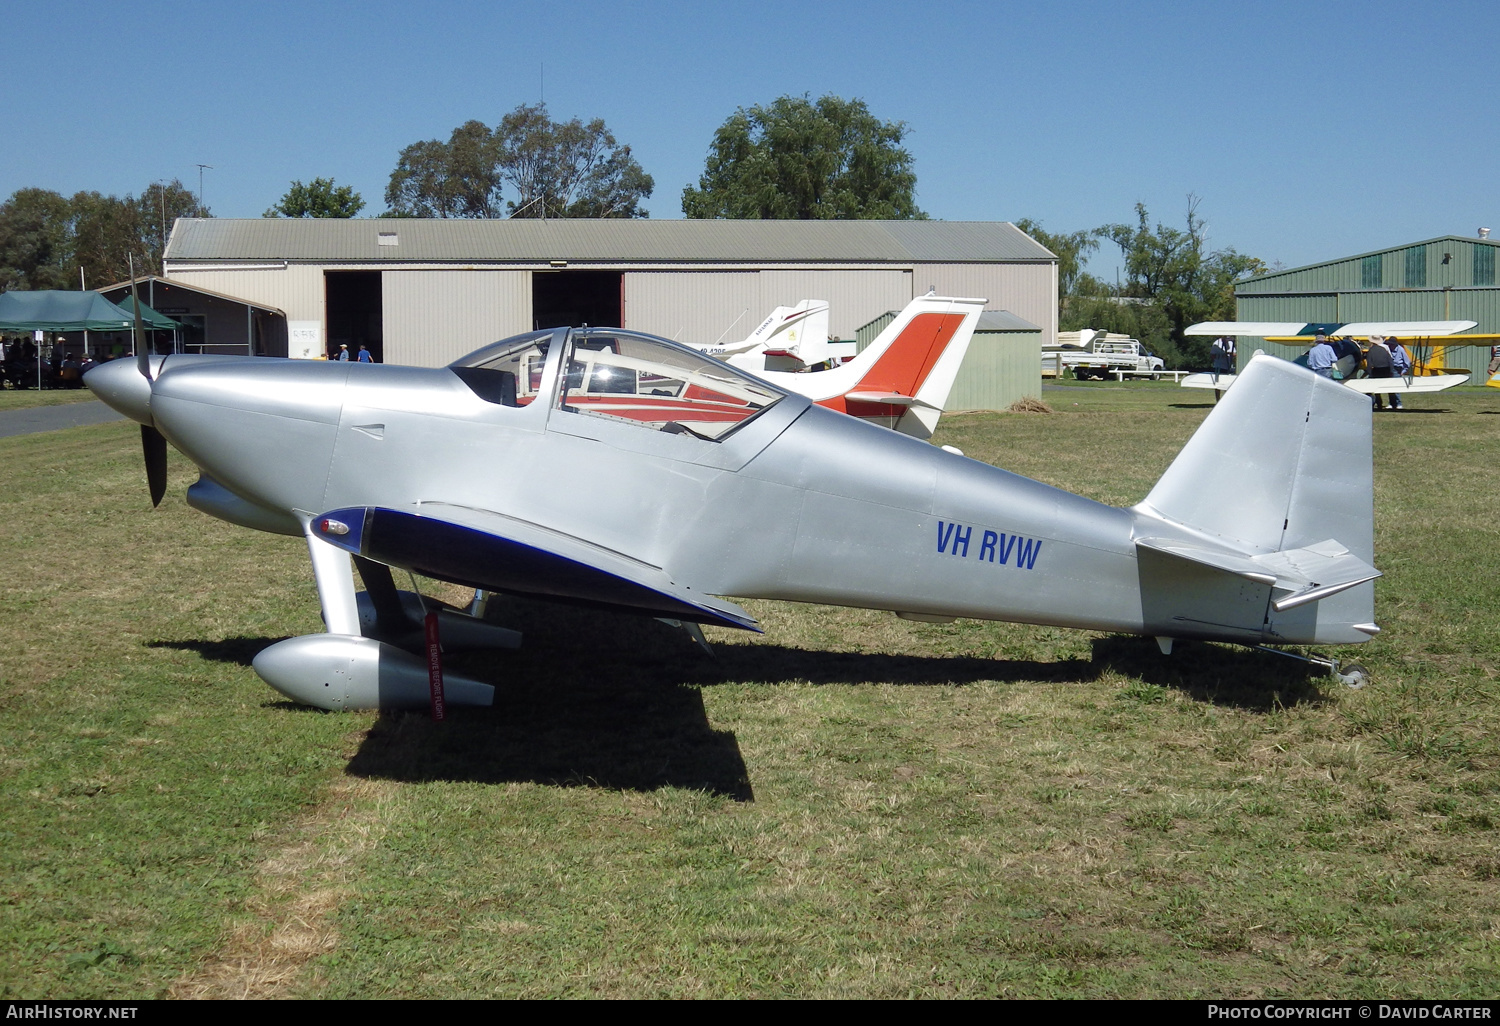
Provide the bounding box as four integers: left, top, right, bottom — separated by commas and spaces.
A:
1306, 332, 1336, 377
337, 344, 350, 362
357, 345, 373, 363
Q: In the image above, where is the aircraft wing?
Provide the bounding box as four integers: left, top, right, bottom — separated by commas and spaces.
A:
1325, 321, 1477, 338
1184, 322, 1312, 337
1186, 320, 1479, 338
1179, 372, 1236, 390
1341, 373, 1471, 394
311, 502, 760, 631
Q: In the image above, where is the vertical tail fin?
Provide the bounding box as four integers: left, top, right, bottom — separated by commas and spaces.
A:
719, 299, 830, 363
777, 299, 832, 365
1133, 354, 1377, 644
761, 294, 985, 438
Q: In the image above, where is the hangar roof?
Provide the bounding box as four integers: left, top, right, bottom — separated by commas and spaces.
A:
165, 218, 1055, 265
1237, 234, 1500, 295
97, 275, 287, 316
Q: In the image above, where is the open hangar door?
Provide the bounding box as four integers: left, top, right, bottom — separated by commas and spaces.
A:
325, 270, 384, 361
532, 270, 622, 329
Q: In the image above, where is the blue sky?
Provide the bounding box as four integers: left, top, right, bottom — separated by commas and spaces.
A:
4, 0, 1496, 276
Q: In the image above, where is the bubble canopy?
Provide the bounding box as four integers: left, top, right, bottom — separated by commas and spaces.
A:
450, 327, 785, 440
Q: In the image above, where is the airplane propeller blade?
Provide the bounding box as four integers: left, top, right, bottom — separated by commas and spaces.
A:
126, 255, 166, 505
128, 255, 152, 383
142, 424, 168, 507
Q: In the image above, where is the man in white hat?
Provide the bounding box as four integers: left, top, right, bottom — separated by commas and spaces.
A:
1306, 331, 1336, 377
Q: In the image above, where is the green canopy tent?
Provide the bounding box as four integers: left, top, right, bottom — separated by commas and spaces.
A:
0, 290, 139, 332
0, 290, 166, 390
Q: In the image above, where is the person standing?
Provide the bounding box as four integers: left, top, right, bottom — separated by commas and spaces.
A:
1307, 332, 1336, 377
1211, 335, 1236, 374
1388, 337, 1410, 410
337, 344, 350, 362
357, 345, 373, 363
1364, 334, 1394, 410
1210, 335, 1236, 400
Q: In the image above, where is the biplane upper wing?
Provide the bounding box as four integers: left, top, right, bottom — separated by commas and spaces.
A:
1184, 322, 1313, 337
1185, 320, 1479, 340
1319, 321, 1477, 339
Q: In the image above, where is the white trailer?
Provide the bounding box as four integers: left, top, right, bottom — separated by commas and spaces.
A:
1045, 329, 1165, 380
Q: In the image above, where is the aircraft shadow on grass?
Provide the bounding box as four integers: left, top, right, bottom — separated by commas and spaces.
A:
150, 600, 1323, 799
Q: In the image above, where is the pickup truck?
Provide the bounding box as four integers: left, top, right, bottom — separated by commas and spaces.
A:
1044, 330, 1165, 380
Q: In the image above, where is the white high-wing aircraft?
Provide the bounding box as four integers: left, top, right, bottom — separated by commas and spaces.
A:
1181, 321, 1479, 395
689, 299, 838, 372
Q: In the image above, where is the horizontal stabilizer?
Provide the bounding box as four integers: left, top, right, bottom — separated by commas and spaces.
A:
844, 391, 934, 408
313, 503, 760, 631
1136, 536, 1380, 612
1255, 539, 1383, 611
1135, 537, 1276, 584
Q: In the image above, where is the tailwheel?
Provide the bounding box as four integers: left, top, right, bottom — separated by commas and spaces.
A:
1334, 662, 1370, 689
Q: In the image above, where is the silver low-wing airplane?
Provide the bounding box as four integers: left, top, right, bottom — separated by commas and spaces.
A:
88, 315, 1381, 711
1181, 321, 1478, 395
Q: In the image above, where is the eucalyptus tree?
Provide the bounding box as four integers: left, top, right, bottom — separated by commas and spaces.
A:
682, 95, 923, 220
385, 104, 653, 219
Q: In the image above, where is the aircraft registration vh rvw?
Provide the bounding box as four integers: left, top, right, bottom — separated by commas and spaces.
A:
87, 299, 1381, 710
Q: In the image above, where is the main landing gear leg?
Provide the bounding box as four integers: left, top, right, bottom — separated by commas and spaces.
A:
657, 618, 715, 657
248, 524, 497, 711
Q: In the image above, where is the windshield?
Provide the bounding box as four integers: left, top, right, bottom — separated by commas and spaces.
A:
558, 329, 784, 441
448, 330, 555, 407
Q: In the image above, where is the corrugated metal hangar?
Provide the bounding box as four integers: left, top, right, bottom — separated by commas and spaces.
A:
1236, 233, 1500, 380
161, 219, 1058, 394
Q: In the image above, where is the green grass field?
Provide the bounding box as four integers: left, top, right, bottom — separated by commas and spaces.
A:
1, 383, 1497, 998
0, 388, 101, 411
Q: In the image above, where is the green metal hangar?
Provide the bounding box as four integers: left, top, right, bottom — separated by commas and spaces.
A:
160, 218, 1056, 407
1236, 233, 1500, 380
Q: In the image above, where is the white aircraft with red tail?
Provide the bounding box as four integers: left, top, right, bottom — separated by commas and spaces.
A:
755, 292, 984, 439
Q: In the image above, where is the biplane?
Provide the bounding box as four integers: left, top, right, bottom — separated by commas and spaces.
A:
1180, 321, 1496, 396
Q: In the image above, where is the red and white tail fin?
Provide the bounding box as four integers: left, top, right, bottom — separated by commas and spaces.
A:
760, 293, 985, 439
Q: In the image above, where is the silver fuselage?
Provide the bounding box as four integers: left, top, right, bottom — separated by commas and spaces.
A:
89, 335, 1373, 647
